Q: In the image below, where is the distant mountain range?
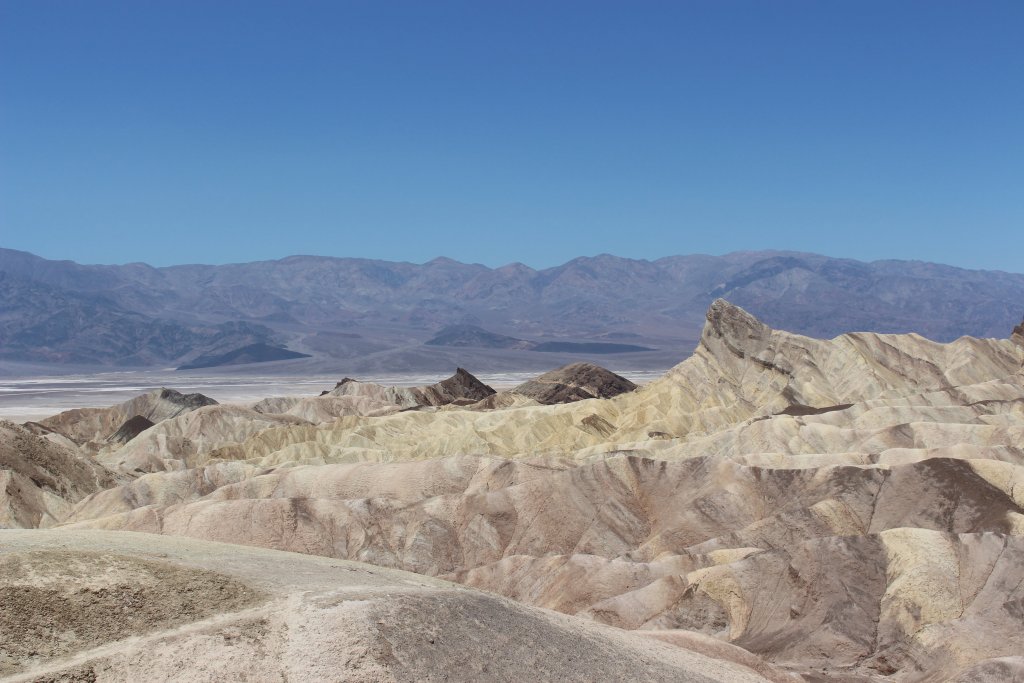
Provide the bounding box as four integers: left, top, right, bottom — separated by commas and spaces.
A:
425, 324, 654, 354
2, 247, 1023, 372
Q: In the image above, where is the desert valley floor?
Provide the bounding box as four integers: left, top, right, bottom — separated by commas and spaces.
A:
3, 300, 1024, 681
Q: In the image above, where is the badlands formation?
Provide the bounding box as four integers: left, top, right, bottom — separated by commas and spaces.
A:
3, 300, 1024, 680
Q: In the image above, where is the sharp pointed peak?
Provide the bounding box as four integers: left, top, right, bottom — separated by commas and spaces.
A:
700, 299, 774, 356
705, 299, 766, 330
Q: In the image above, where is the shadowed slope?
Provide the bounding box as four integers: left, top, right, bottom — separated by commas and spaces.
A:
1, 420, 118, 528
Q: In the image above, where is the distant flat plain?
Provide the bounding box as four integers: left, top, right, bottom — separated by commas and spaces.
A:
0, 368, 669, 422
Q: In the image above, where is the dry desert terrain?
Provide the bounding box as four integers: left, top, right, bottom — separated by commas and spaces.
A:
4, 300, 1024, 681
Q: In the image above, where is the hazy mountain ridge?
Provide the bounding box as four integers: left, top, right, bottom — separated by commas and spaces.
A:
425, 324, 654, 354
0, 270, 278, 365
3, 247, 1023, 368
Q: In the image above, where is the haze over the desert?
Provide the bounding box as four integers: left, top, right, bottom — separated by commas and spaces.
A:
2, 2, 1023, 682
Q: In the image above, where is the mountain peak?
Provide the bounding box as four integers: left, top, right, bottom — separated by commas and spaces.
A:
704, 299, 771, 343
422, 368, 496, 405
424, 256, 463, 267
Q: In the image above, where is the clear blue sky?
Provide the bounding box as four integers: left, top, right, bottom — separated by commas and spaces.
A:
1, 1, 1021, 270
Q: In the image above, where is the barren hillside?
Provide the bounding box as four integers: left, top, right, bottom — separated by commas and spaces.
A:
4, 300, 1024, 680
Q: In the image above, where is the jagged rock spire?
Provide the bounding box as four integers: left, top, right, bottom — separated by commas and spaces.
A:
704, 299, 771, 343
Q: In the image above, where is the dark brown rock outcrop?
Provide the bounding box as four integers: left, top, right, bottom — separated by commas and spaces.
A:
155, 388, 219, 412
513, 362, 637, 404
417, 368, 497, 406
107, 415, 156, 445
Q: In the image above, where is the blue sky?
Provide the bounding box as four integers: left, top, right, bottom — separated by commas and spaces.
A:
1, 1, 1021, 270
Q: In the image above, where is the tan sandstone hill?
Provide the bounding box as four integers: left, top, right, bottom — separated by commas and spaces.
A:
251, 367, 497, 424
36, 388, 218, 447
